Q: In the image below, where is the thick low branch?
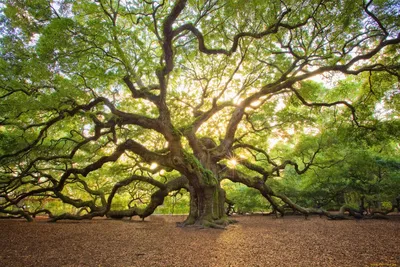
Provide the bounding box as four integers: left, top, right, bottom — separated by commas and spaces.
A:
47, 175, 187, 222
0, 208, 33, 222
106, 176, 188, 219
222, 169, 284, 214
4, 137, 172, 212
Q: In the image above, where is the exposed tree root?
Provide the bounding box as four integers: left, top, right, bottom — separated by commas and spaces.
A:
177, 217, 237, 229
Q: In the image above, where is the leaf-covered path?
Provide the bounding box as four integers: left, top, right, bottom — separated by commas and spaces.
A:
1, 215, 399, 267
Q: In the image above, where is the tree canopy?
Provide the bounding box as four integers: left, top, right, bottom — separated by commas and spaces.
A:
0, 0, 399, 226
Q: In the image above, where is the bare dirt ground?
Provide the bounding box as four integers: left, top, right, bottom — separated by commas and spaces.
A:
0, 215, 399, 267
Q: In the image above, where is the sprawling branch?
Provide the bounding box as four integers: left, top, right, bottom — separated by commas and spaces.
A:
363, 0, 388, 37
221, 168, 284, 214
123, 76, 160, 104
172, 9, 307, 56
161, 0, 188, 75
38, 174, 188, 222
289, 86, 365, 127
233, 144, 278, 168
214, 32, 400, 156
0, 97, 163, 162
106, 175, 188, 220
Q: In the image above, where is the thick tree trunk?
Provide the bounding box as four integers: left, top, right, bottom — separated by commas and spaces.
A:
178, 146, 232, 227
182, 184, 228, 228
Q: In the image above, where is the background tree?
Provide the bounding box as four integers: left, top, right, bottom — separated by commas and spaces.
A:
0, 0, 399, 226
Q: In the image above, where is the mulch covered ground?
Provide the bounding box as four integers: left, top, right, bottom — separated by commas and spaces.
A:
0, 215, 399, 267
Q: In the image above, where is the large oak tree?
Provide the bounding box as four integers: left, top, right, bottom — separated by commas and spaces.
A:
1, 0, 399, 226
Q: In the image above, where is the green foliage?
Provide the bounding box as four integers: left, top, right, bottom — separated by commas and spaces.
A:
36, 18, 75, 61
270, 135, 400, 210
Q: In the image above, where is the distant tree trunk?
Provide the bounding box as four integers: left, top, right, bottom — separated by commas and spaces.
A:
360, 195, 366, 214
225, 198, 235, 216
